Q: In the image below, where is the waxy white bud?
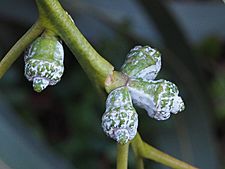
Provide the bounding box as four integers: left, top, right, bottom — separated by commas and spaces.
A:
102, 87, 138, 144
24, 36, 64, 92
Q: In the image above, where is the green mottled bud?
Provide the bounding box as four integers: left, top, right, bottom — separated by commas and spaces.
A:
24, 36, 64, 92
127, 78, 185, 120
102, 87, 138, 144
121, 46, 161, 80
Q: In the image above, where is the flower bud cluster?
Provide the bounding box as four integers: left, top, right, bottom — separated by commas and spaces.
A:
102, 46, 185, 143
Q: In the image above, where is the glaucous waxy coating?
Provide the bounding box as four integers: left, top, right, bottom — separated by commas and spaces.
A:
24, 36, 64, 92
121, 46, 161, 81
106, 86, 133, 111
127, 78, 185, 120
102, 87, 138, 144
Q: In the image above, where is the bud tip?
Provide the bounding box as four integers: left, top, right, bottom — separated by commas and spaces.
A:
33, 77, 49, 92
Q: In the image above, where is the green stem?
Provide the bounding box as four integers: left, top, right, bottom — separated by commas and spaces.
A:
135, 156, 144, 169
131, 136, 144, 169
35, 0, 114, 88
0, 20, 43, 79
105, 71, 129, 93
131, 133, 198, 169
117, 143, 129, 169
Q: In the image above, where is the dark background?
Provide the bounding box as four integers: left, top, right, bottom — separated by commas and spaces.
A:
0, 0, 225, 169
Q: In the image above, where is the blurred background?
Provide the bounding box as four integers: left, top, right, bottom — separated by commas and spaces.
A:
0, 0, 225, 169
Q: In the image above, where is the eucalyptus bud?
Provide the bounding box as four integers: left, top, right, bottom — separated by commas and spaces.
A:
127, 78, 185, 120
24, 35, 64, 92
102, 87, 138, 144
121, 46, 161, 81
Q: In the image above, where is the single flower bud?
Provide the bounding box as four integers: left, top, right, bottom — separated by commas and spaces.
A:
127, 78, 185, 120
102, 87, 138, 144
121, 46, 161, 81
24, 35, 64, 92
